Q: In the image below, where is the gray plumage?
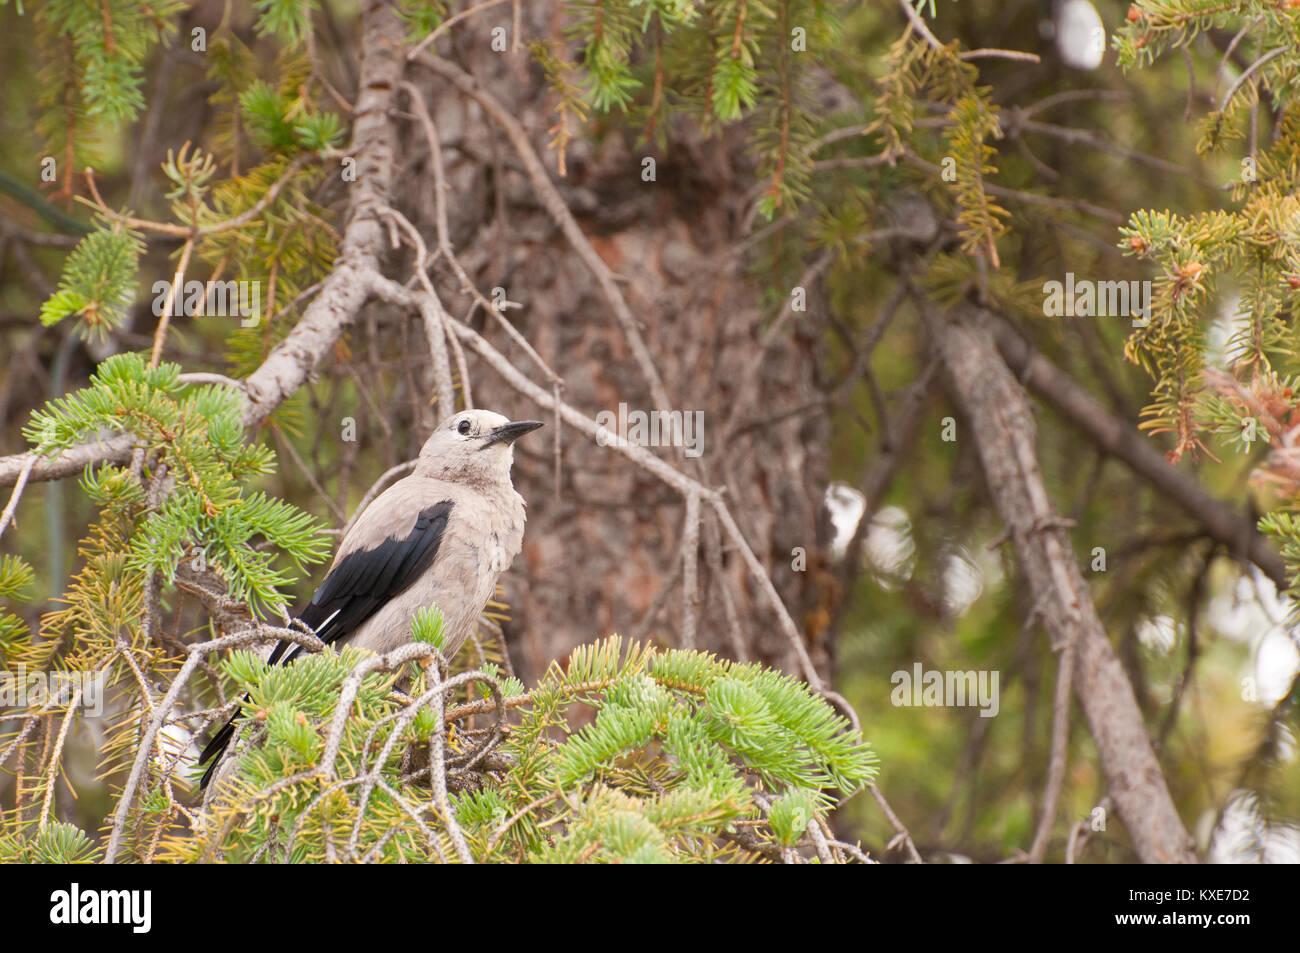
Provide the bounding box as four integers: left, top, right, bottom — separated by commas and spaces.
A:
289, 408, 540, 659
199, 409, 541, 786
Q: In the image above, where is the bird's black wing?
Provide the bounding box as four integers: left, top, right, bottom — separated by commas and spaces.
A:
199, 500, 453, 787
269, 500, 455, 665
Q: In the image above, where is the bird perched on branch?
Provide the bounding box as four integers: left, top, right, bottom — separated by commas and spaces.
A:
198, 409, 543, 788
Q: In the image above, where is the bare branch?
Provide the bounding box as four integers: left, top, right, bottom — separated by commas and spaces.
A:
930, 304, 1197, 864
1028, 628, 1076, 863
680, 491, 701, 650
406, 0, 512, 61
993, 320, 1287, 591
0, 453, 36, 539
413, 52, 674, 414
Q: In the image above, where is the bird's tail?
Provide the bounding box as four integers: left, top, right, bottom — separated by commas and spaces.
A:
197, 619, 320, 788
197, 623, 315, 788
197, 696, 246, 789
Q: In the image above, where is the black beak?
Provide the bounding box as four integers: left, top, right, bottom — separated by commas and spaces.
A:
480, 419, 544, 449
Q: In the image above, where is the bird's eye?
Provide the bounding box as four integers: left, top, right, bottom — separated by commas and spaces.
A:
457, 419, 472, 436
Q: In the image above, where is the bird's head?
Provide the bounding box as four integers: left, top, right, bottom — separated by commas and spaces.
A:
415, 409, 543, 485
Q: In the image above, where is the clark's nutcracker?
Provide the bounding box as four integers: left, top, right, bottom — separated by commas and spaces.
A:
198, 409, 542, 787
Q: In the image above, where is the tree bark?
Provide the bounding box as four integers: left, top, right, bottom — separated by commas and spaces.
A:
402, 14, 834, 682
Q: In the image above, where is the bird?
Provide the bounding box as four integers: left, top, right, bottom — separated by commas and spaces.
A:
198, 409, 543, 788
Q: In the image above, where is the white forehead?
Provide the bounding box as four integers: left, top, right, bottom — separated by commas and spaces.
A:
444, 409, 509, 431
